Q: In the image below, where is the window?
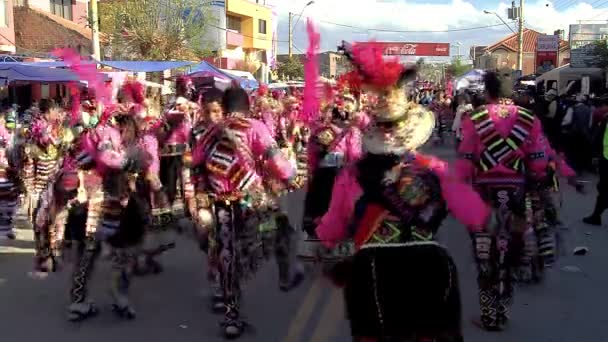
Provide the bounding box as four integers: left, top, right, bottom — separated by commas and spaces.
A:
227, 15, 241, 33
0, 0, 8, 28
258, 19, 267, 34
51, 0, 73, 21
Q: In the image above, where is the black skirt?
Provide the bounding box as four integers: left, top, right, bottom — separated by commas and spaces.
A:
302, 167, 338, 235
344, 243, 462, 340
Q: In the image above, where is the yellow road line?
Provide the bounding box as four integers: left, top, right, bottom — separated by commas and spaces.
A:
282, 276, 324, 342
308, 288, 343, 342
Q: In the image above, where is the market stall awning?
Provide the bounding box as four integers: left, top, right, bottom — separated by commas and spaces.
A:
188, 62, 259, 90
97, 60, 195, 72
188, 61, 232, 80
0, 63, 81, 82
220, 69, 259, 89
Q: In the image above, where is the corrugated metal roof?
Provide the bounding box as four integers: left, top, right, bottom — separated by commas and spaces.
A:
486, 29, 569, 53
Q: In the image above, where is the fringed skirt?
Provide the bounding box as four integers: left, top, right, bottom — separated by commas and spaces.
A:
344, 242, 463, 341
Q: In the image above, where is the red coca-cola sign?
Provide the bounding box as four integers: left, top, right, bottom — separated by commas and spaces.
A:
355, 42, 450, 57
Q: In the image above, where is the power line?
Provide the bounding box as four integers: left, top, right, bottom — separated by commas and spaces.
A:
304, 17, 509, 33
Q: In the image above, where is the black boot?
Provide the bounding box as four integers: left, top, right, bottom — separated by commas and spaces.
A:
583, 198, 605, 226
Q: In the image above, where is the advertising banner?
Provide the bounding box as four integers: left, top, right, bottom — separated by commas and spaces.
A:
536, 35, 558, 73
537, 35, 559, 52
355, 42, 450, 56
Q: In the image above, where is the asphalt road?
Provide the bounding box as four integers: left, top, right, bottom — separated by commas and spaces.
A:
2, 147, 608, 342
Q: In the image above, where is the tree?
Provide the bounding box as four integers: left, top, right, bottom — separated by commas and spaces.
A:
277, 57, 304, 80
446, 58, 472, 77
99, 0, 214, 60
593, 40, 608, 69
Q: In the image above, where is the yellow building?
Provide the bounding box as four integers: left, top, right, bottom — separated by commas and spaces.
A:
210, 0, 272, 81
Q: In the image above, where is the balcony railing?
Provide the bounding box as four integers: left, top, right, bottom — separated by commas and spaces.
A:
226, 30, 244, 47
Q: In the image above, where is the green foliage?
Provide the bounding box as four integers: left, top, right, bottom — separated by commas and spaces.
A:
593, 40, 608, 69
446, 58, 472, 77
99, 0, 215, 60
277, 57, 304, 80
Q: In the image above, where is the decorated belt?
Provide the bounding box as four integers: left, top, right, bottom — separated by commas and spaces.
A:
211, 192, 245, 204
160, 144, 187, 156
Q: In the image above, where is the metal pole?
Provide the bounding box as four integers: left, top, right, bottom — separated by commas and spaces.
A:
517, 0, 524, 71
90, 0, 101, 60
288, 12, 293, 57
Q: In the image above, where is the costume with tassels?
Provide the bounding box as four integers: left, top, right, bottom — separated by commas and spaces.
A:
25, 110, 70, 263
189, 86, 303, 338
315, 41, 489, 342
456, 68, 565, 331
66, 103, 151, 322
23, 110, 65, 224
31, 156, 81, 274
0, 112, 19, 240
301, 80, 362, 239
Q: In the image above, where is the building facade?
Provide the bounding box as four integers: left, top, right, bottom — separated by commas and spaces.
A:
0, 0, 16, 53
474, 29, 569, 75
11, 0, 91, 56
277, 52, 348, 79
204, 0, 275, 83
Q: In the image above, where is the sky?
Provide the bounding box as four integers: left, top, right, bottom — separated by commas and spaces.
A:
270, 0, 608, 60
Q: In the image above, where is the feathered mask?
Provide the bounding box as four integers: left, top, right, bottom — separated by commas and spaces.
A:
339, 40, 434, 153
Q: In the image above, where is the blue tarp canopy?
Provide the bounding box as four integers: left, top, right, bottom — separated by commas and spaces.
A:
188, 61, 232, 79
188, 61, 259, 89
0, 63, 81, 82
0, 61, 193, 72
97, 60, 194, 72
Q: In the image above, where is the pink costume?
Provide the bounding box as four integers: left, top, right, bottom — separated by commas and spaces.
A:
189, 115, 298, 330
307, 123, 362, 182
316, 153, 488, 248
457, 103, 549, 181
355, 111, 371, 130
261, 110, 276, 138
456, 100, 561, 330
301, 121, 362, 237
191, 117, 296, 195
162, 111, 192, 146
158, 110, 192, 207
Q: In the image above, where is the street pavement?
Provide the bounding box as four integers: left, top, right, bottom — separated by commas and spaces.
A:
2, 146, 608, 342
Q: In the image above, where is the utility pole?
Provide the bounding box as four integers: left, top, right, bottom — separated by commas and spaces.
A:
517, 0, 524, 71
90, 0, 101, 60
288, 12, 293, 57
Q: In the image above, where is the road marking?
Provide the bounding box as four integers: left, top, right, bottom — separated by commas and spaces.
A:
308, 288, 343, 342
282, 276, 324, 342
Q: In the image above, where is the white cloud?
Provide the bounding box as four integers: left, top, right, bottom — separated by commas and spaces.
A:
273, 0, 608, 55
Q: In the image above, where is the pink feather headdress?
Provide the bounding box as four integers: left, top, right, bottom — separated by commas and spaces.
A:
52, 48, 112, 119
301, 19, 320, 124
121, 80, 146, 117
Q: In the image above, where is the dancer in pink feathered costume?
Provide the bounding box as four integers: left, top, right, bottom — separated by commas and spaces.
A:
302, 79, 363, 239
158, 76, 195, 211
315, 41, 488, 342
66, 103, 152, 322
456, 69, 581, 331
189, 86, 303, 339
